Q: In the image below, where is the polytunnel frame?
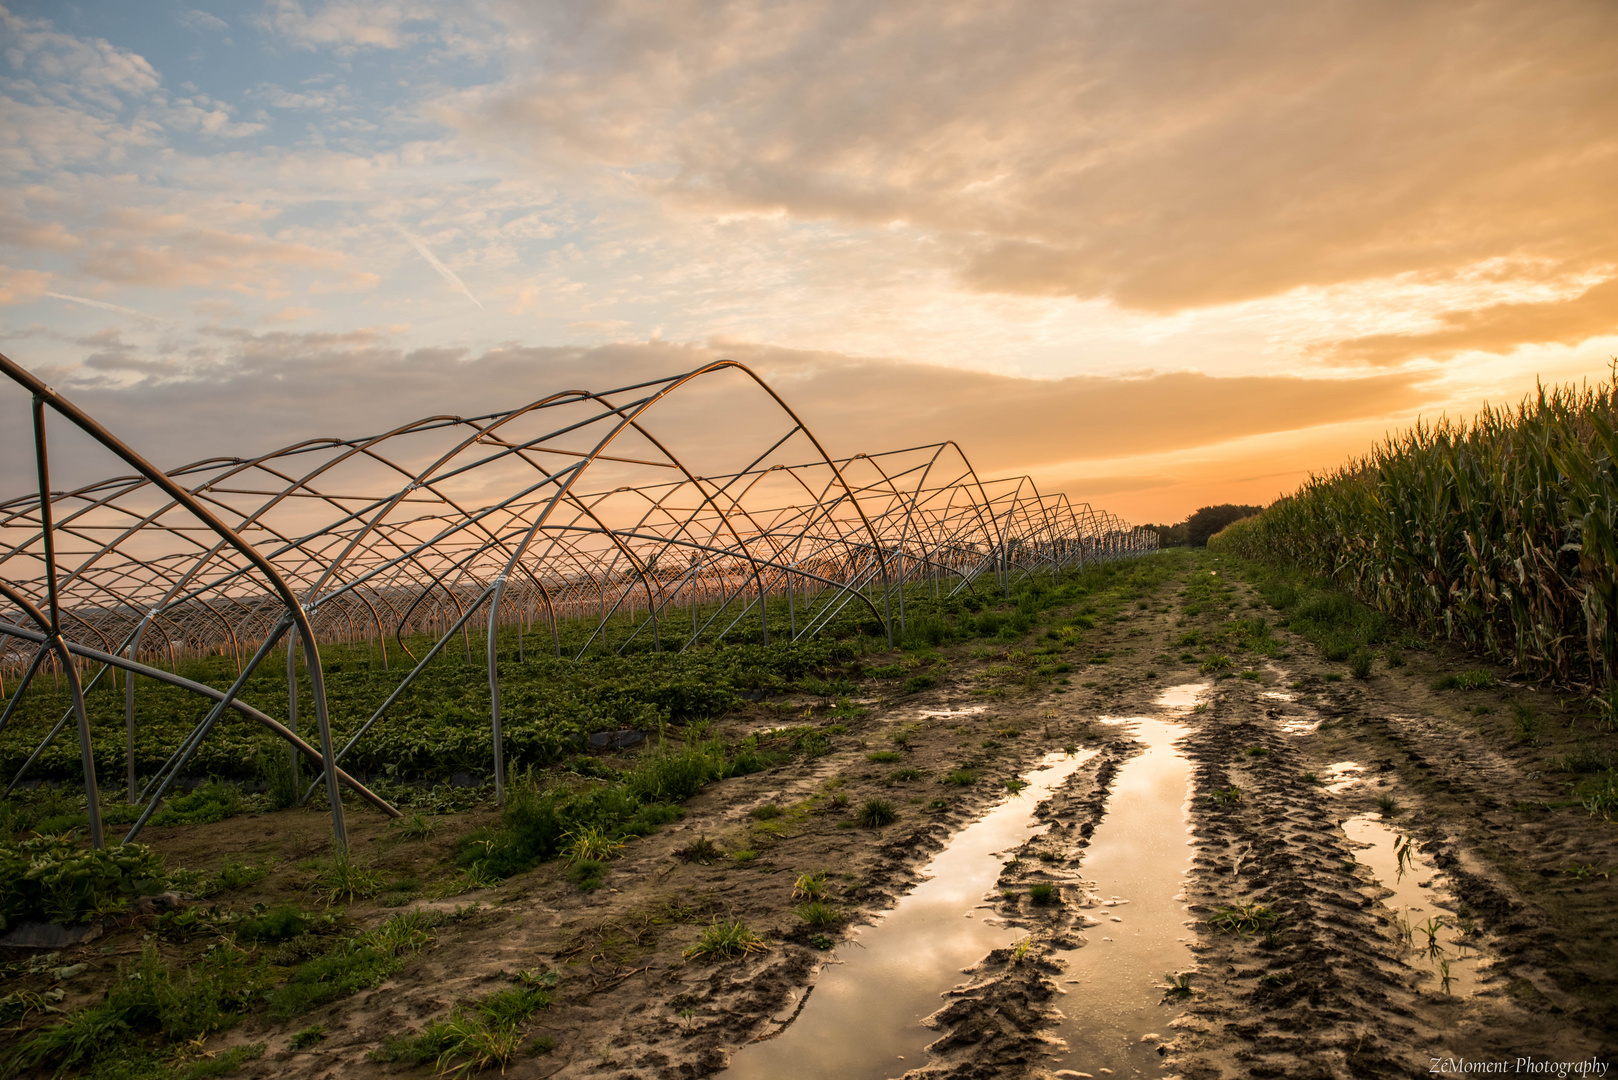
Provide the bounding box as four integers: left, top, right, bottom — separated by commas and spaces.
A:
0, 350, 371, 850
0, 353, 1155, 853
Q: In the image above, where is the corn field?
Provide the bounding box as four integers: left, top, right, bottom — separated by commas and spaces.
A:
1211, 375, 1618, 707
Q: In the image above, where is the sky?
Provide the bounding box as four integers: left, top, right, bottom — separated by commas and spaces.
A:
2, 0, 1616, 524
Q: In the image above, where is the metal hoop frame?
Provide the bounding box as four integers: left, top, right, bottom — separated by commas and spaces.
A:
0, 353, 1156, 850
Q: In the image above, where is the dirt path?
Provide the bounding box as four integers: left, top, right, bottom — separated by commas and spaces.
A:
18, 552, 1616, 1079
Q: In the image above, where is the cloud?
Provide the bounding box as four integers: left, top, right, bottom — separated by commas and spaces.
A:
78, 226, 350, 291
177, 9, 230, 34
1328, 274, 1618, 365
165, 96, 266, 138
252, 82, 347, 111
1, 6, 163, 112
13, 337, 1437, 510
459, 0, 1618, 328
258, 0, 424, 53
0, 264, 50, 304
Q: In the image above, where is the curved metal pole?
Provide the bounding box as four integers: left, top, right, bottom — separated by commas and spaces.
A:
0, 351, 349, 852
0, 619, 399, 822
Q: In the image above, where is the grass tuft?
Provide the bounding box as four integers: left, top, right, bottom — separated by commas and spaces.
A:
856, 799, 899, 828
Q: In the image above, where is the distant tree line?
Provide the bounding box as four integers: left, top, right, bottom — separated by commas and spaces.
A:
1144, 503, 1265, 548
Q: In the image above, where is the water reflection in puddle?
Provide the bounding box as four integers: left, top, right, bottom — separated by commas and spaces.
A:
918, 705, 988, 720
723, 750, 1097, 1080
1343, 814, 1490, 995
1049, 684, 1199, 1077
1323, 760, 1365, 792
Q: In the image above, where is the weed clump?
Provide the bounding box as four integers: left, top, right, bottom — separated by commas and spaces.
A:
684, 918, 768, 959
0, 835, 165, 927
373, 971, 555, 1074
235, 903, 309, 943
675, 836, 723, 864
567, 859, 606, 890
856, 799, 898, 828
795, 901, 845, 927
1028, 883, 1058, 905
310, 857, 386, 906
902, 674, 937, 694
153, 780, 247, 826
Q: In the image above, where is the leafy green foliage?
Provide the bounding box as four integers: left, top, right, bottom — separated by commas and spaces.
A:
1186, 504, 1264, 547
0, 835, 165, 929
0, 633, 856, 785
152, 780, 247, 826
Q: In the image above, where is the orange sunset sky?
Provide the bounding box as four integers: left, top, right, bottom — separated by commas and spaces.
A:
2, 0, 1616, 524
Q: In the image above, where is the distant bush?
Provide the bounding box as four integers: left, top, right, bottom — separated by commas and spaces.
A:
1188, 504, 1264, 547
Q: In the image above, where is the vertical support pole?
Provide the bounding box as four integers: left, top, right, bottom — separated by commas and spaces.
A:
286, 627, 300, 793
32, 396, 103, 848
486, 577, 507, 807
300, 624, 346, 852
124, 627, 140, 803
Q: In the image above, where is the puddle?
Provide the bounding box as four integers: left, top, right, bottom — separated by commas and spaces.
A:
918, 706, 988, 720
1343, 814, 1490, 995
1154, 683, 1203, 710
1323, 760, 1365, 792
1048, 686, 1199, 1077
723, 749, 1097, 1080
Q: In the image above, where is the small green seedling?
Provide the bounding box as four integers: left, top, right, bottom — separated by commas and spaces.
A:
1160, 972, 1194, 999
1208, 901, 1280, 936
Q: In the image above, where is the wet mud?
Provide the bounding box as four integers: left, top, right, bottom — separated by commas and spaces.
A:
23, 555, 1618, 1080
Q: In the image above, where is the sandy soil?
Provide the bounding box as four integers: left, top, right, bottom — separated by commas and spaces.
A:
8, 553, 1617, 1079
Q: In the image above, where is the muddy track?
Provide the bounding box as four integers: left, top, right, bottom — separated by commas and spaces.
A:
35, 552, 1616, 1080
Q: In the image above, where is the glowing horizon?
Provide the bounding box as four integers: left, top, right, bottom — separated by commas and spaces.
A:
3, 0, 1616, 523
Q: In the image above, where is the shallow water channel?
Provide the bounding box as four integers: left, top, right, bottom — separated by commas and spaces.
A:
725, 685, 1203, 1080
1343, 813, 1489, 995
1047, 689, 1198, 1078
723, 749, 1097, 1080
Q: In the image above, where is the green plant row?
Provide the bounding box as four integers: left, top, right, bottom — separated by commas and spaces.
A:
1211, 375, 1618, 707
0, 633, 859, 784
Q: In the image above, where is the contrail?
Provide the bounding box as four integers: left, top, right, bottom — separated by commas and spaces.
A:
394, 225, 483, 310
46, 292, 168, 323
